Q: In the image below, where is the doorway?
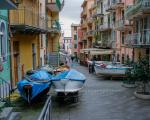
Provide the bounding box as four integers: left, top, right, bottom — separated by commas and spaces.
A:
13, 41, 20, 87
32, 43, 36, 69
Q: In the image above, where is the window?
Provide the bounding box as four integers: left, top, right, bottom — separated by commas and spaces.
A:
122, 54, 125, 64
122, 32, 124, 45
0, 22, 7, 62
74, 34, 77, 40
74, 44, 77, 49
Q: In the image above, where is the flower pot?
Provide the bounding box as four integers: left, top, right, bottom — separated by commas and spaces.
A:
134, 91, 150, 100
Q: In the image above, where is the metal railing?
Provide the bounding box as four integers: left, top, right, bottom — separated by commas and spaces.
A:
38, 96, 52, 120
99, 23, 113, 31
125, 0, 150, 18
86, 30, 95, 37
115, 19, 132, 29
10, 7, 46, 30
47, 20, 61, 32
125, 30, 150, 46
107, 0, 124, 9
0, 77, 11, 103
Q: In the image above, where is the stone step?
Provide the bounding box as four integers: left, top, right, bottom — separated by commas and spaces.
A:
8, 112, 21, 120
0, 107, 13, 120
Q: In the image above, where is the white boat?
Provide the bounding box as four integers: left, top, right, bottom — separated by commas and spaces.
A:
51, 69, 86, 93
94, 63, 130, 76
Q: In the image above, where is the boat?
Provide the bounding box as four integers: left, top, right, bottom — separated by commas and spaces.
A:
94, 63, 131, 77
17, 70, 52, 103
53, 65, 70, 74
51, 69, 86, 94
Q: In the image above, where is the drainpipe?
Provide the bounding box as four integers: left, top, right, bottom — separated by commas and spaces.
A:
8, 10, 13, 91
46, 0, 48, 64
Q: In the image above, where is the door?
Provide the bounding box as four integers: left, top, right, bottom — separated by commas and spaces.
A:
13, 41, 19, 86
32, 43, 36, 70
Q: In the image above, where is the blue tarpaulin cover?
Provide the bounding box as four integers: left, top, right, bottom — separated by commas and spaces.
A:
30, 70, 52, 81
17, 70, 52, 101
52, 69, 86, 81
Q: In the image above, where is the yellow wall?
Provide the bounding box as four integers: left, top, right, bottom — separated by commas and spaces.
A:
48, 33, 60, 52
47, 8, 60, 53
13, 34, 40, 72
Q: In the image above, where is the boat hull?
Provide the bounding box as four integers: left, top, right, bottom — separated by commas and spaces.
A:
52, 80, 85, 93
17, 80, 51, 103
94, 65, 127, 76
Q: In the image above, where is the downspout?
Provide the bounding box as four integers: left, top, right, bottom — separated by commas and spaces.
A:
46, 0, 48, 64
8, 10, 13, 90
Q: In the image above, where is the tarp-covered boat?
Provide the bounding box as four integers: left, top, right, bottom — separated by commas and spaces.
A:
51, 69, 86, 93
17, 70, 52, 103
94, 63, 131, 77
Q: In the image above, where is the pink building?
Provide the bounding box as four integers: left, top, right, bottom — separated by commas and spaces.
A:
71, 24, 80, 57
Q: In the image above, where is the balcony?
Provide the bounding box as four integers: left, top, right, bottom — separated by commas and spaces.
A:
125, 30, 150, 47
47, 20, 61, 33
87, 17, 93, 25
47, 0, 64, 12
115, 19, 133, 31
125, 0, 150, 19
99, 23, 113, 31
9, 7, 47, 33
0, 0, 17, 9
81, 21, 87, 29
81, 10, 87, 18
106, 0, 124, 12
86, 30, 95, 38
92, 10, 104, 18
81, 0, 87, 7
91, 3, 97, 9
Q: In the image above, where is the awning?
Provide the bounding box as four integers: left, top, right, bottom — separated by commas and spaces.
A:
0, 0, 17, 9
80, 48, 113, 55
90, 49, 113, 55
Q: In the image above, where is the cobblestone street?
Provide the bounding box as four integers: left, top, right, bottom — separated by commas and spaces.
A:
52, 64, 150, 120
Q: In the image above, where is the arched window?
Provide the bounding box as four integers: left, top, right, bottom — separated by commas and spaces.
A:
0, 21, 7, 62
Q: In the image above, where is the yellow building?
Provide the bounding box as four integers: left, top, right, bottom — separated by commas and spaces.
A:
46, 0, 64, 66
9, 0, 47, 87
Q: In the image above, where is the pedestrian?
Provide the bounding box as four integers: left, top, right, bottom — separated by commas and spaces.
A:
71, 56, 74, 62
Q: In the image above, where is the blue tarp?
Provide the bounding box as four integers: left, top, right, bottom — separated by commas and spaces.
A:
17, 70, 52, 101
52, 69, 86, 81
17, 80, 50, 101
30, 70, 52, 81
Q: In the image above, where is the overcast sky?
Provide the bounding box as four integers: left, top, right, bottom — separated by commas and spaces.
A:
60, 0, 83, 37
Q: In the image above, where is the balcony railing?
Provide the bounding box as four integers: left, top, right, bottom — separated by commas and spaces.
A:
99, 23, 113, 31
115, 19, 132, 31
81, 21, 87, 29
125, 0, 150, 19
106, 0, 124, 12
87, 17, 93, 24
125, 30, 150, 46
92, 9, 104, 18
47, 0, 64, 11
81, 9, 87, 17
10, 7, 46, 30
47, 20, 61, 32
86, 30, 95, 37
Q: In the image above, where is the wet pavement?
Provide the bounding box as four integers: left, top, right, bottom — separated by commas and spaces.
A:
51, 64, 150, 120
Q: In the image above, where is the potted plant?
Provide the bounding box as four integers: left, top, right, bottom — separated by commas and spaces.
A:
122, 58, 136, 88
133, 57, 150, 99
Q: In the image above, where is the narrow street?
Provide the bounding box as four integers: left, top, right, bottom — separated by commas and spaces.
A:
51, 64, 150, 120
